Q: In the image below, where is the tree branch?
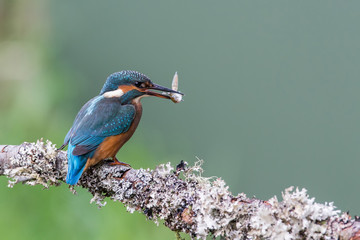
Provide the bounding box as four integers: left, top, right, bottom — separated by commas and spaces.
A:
0, 140, 359, 239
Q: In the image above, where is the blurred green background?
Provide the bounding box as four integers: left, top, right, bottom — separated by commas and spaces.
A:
1, 0, 360, 239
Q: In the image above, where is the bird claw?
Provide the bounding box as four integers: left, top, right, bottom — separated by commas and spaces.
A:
108, 157, 131, 168
109, 161, 131, 167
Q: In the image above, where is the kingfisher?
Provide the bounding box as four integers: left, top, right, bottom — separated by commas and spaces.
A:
60, 70, 183, 185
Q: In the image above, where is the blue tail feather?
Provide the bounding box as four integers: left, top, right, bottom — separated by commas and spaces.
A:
66, 144, 88, 185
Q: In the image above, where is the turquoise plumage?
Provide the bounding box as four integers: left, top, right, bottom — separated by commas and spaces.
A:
61, 71, 183, 185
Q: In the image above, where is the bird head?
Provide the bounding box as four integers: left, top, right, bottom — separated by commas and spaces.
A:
100, 71, 183, 104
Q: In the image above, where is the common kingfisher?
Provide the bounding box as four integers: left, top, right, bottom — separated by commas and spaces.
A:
60, 70, 183, 185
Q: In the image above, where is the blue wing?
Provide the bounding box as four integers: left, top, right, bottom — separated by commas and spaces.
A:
64, 96, 136, 185
67, 96, 136, 155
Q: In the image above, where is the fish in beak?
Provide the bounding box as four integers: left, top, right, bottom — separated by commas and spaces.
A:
145, 83, 184, 99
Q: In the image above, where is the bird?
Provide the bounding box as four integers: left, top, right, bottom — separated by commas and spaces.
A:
60, 70, 183, 185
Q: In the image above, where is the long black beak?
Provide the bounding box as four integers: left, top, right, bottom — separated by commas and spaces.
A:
145, 83, 184, 99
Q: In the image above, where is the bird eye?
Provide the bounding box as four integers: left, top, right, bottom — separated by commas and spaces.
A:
135, 81, 146, 88
134, 81, 142, 87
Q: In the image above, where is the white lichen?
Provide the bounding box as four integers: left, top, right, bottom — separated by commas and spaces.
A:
107, 160, 341, 239
5, 139, 65, 188
248, 187, 339, 240
90, 192, 107, 208
155, 162, 174, 177
2, 140, 356, 239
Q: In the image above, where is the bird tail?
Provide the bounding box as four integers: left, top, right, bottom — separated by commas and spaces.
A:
66, 144, 88, 185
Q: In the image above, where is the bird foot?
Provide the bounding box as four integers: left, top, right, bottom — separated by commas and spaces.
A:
109, 161, 131, 167
108, 157, 131, 168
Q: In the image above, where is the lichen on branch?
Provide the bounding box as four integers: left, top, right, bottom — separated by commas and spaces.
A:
0, 140, 360, 239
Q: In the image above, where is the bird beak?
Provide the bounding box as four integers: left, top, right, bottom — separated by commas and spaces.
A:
145, 83, 184, 99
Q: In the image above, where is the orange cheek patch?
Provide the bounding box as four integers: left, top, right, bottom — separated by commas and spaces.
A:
119, 85, 141, 93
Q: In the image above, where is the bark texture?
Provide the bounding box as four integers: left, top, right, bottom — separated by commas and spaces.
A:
0, 140, 360, 240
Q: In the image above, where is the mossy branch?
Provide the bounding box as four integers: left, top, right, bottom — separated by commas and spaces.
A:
0, 140, 359, 239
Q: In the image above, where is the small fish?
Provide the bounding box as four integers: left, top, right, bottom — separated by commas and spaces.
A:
169, 72, 183, 103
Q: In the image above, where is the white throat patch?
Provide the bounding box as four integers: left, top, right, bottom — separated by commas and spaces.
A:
103, 89, 124, 98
